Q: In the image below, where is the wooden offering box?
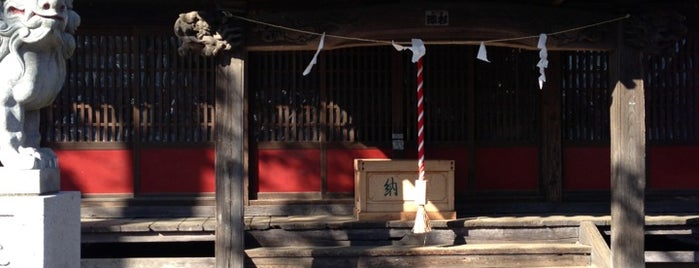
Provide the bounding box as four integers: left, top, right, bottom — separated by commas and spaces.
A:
354, 159, 456, 221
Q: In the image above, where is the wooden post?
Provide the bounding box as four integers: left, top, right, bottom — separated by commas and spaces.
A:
541, 51, 563, 202
319, 54, 328, 199
466, 47, 476, 191
610, 22, 646, 268
215, 50, 246, 268
391, 52, 405, 158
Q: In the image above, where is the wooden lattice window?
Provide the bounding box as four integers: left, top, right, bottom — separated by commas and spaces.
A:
137, 34, 216, 143
561, 51, 611, 143
645, 34, 699, 144
42, 33, 136, 143
249, 47, 393, 144
474, 47, 540, 144
42, 29, 216, 145
406, 45, 470, 143
325, 47, 392, 143
252, 46, 547, 146
249, 50, 322, 143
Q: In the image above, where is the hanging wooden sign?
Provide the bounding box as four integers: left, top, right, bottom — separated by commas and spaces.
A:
425, 10, 449, 26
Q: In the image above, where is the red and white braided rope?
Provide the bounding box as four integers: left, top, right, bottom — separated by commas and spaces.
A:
416, 58, 425, 182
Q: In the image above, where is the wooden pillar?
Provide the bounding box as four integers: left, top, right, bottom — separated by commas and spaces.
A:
610, 22, 646, 268
319, 54, 328, 199
391, 52, 405, 158
215, 50, 246, 268
541, 51, 563, 202
466, 46, 476, 191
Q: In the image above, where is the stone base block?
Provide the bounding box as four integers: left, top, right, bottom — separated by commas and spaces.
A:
0, 168, 60, 195
0, 191, 80, 268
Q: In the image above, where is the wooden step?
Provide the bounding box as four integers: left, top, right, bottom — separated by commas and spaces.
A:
81, 243, 592, 268
245, 243, 592, 268
82, 258, 215, 268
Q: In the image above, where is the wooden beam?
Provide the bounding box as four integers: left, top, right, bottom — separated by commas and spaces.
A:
244, 3, 619, 51
215, 50, 246, 268
609, 22, 646, 268
541, 51, 563, 202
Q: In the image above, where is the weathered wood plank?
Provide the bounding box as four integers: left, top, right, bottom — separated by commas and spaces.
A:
247, 254, 590, 268
541, 51, 563, 202
119, 219, 156, 232
203, 216, 217, 232
245, 244, 591, 267
645, 251, 699, 263
82, 233, 215, 243
215, 50, 246, 268
81, 205, 215, 219
245, 226, 580, 247
244, 3, 619, 51
82, 257, 215, 268
150, 218, 186, 232
609, 21, 646, 268
178, 217, 207, 232
249, 216, 271, 230
81, 218, 131, 233
579, 221, 611, 268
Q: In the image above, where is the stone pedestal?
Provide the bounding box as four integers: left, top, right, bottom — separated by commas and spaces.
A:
0, 169, 60, 195
0, 169, 80, 268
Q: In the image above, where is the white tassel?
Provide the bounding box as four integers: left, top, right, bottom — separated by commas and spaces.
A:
412, 205, 431, 234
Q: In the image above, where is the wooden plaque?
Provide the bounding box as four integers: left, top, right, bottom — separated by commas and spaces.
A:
354, 159, 456, 221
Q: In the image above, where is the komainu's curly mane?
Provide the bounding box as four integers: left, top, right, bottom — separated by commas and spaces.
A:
0, 0, 79, 81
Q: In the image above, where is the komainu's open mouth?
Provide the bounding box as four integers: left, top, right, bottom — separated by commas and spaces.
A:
36, 13, 64, 21
7, 6, 25, 16
7, 5, 65, 22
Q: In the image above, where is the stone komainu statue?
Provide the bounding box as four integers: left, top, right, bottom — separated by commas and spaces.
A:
0, 0, 79, 169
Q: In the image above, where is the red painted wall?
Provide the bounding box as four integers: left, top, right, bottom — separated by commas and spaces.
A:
561, 146, 699, 190
649, 146, 699, 189
427, 147, 469, 193
257, 149, 321, 192
57, 145, 699, 196
563, 147, 610, 190
326, 148, 390, 192
57, 149, 134, 194
139, 148, 215, 193
474, 147, 538, 190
